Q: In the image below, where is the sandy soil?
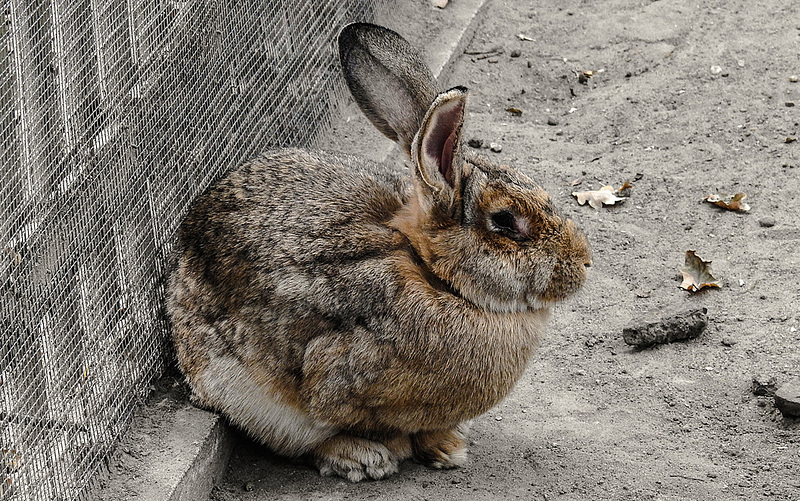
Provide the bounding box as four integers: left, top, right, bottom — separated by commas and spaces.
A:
211, 0, 800, 499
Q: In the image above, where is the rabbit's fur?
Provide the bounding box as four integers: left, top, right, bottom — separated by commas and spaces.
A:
167, 23, 591, 482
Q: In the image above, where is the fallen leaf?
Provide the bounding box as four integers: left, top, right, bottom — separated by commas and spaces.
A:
505, 107, 522, 117
704, 192, 750, 212
679, 250, 721, 292
570, 177, 584, 187
616, 181, 633, 197
572, 186, 626, 209
786, 137, 796, 144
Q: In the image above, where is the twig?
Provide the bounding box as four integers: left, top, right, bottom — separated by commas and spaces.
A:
669, 474, 705, 482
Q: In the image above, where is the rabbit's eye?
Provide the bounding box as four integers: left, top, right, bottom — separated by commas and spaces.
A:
490, 210, 530, 241
490, 210, 527, 241
491, 211, 515, 231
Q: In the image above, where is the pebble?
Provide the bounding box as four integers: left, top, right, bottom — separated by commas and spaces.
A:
721, 336, 737, 347
489, 142, 503, 153
467, 138, 484, 149
759, 217, 776, 228
790, 75, 798, 83
774, 378, 800, 417
787, 102, 796, 107
751, 374, 778, 397
546, 116, 559, 126
510, 49, 521, 58
622, 308, 708, 347
710, 65, 723, 75
244, 481, 255, 492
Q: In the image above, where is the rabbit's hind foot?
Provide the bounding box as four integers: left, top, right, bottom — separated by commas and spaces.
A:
411, 424, 470, 469
310, 433, 412, 482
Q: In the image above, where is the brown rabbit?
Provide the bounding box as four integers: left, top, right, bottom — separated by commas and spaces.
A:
167, 22, 591, 482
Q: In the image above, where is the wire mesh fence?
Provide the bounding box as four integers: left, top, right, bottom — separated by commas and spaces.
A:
0, 0, 387, 498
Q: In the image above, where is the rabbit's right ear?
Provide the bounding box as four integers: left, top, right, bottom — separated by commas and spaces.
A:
338, 23, 439, 155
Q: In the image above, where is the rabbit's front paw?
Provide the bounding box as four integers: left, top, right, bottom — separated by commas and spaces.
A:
311, 434, 399, 482
412, 426, 469, 469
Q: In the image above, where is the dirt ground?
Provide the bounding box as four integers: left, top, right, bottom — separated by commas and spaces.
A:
210, 0, 800, 499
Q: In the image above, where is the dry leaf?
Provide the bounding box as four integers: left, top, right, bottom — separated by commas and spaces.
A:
679, 250, 721, 292
704, 192, 750, 212
786, 137, 796, 143
505, 107, 522, 117
572, 186, 626, 209
616, 181, 633, 197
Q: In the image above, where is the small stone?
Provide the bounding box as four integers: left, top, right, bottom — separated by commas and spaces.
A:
622, 308, 708, 347
527, 60, 533, 68
547, 116, 559, 126
759, 217, 776, 228
737, 59, 745, 67
467, 138, 484, 149
775, 379, 800, 417
510, 49, 521, 58
495, 415, 503, 421
487, 57, 499, 64
786, 102, 796, 107
790, 75, 799, 83
752, 374, 778, 397
489, 142, 502, 153
721, 336, 737, 347
710, 65, 723, 75
244, 481, 255, 492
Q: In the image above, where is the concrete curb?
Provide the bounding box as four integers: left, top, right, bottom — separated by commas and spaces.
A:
428, 0, 492, 81
88, 379, 235, 501
165, 407, 235, 501
126, 405, 235, 501
98, 2, 488, 500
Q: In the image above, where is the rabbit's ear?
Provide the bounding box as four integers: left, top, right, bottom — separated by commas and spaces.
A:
412, 87, 468, 207
338, 23, 438, 155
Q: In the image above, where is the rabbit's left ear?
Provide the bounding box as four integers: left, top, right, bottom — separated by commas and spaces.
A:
412, 86, 469, 207
338, 23, 439, 156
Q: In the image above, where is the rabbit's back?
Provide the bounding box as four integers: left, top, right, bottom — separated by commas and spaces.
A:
174, 148, 410, 303
167, 148, 413, 401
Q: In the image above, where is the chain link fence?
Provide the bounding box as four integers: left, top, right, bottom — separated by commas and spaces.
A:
0, 0, 388, 498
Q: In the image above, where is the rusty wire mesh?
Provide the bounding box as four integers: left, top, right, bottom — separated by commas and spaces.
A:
0, 0, 387, 499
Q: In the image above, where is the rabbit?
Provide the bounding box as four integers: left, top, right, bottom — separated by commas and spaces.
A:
166, 22, 591, 482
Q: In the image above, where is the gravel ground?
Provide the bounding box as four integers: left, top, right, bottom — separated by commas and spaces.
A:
212, 0, 800, 499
